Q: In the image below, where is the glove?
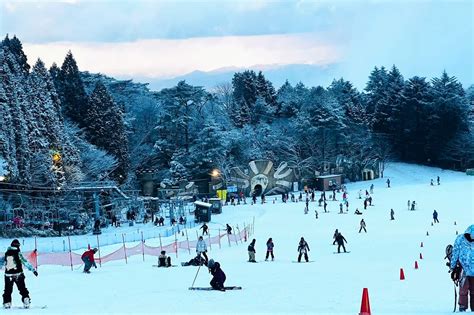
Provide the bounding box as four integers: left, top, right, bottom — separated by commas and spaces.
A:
33, 270, 38, 277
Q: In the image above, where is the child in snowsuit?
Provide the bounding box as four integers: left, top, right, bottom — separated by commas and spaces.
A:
297, 237, 310, 262
248, 239, 256, 262
450, 225, 474, 312
158, 250, 172, 267
335, 232, 348, 253
81, 248, 98, 273
265, 238, 274, 261
2, 239, 38, 309
208, 259, 226, 291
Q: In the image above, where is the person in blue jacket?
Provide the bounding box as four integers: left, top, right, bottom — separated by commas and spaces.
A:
450, 225, 474, 312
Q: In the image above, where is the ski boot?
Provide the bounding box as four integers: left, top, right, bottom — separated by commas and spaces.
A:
3, 302, 11, 309
23, 297, 30, 309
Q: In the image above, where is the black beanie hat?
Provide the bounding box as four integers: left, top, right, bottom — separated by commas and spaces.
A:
11, 239, 20, 248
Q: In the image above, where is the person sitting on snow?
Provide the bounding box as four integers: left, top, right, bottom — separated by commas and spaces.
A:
158, 250, 171, 267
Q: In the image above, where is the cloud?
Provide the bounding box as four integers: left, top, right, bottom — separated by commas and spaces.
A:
23, 33, 342, 78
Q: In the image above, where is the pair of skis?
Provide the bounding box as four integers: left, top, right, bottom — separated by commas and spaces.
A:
189, 286, 242, 291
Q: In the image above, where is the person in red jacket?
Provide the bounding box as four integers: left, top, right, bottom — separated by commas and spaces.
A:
81, 248, 98, 273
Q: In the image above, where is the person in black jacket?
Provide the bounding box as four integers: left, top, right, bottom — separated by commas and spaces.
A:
158, 250, 171, 267
335, 232, 348, 253
248, 239, 256, 262
208, 259, 226, 291
2, 239, 38, 309
297, 237, 310, 262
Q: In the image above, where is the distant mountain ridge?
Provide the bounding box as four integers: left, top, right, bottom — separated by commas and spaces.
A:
131, 64, 343, 91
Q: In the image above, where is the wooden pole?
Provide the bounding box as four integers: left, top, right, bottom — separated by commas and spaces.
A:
96, 234, 102, 267
67, 236, 73, 271
122, 234, 128, 264
34, 237, 38, 270
141, 231, 145, 262
185, 229, 191, 255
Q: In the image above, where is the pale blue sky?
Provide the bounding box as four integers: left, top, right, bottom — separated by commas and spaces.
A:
1, 0, 472, 88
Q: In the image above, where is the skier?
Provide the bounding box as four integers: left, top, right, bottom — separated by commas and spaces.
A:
390, 208, 395, 220
411, 201, 416, 211
158, 250, 172, 267
386, 178, 391, 188
433, 210, 439, 223
339, 203, 343, 213
332, 229, 339, 245
450, 225, 474, 312
2, 239, 38, 309
370, 184, 374, 194
363, 198, 368, 210
196, 236, 209, 264
265, 238, 274, 261
431, 179, 434, 186
297, 237, 310, 262
359, 219, 367, 233
207, 259, 226, 291
437, 176, 440, 185
81, 248, 98, 273
248, 239, 256, 262
200, 223, 209, 235
335, 232, 348, 253
354, 209, 363, 215
226, 224, 232, 234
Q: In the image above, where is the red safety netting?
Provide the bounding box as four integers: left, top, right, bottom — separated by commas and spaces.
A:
19, 226, 249, 269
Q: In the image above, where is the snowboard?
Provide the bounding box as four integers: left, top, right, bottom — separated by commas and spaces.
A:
10, 305, 47, 310
292, 261, 315, 263
333, 251, 351, 254
152, 264, 178, 267
189, 286, 242, 291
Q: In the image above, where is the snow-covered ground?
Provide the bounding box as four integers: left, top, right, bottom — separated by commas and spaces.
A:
2, 163, 473, 314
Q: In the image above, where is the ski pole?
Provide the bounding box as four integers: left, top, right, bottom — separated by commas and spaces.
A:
191, 264, 202, 288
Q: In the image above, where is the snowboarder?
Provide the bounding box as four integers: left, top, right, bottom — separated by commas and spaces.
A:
390, 209, 395, 220
332, 229, 339, 245
248, 239, 257, 262
437, 176, 440, 185
207, 259, 226, 291
81, 248, 98, 273
370, 184, 374, 194
354, 209, 363, 215
449, 224, 474, 312
297, 237, 310, 262
433, 210, 439, 223
158, 250, 172, 267
363, 198, 368, 210
226, 224, 232, 234
2, 239, 38, 309
359, 219, 367, 233
265, 238, 274, 261
200, 223, 209, 235
335, 232, 348, 253
196, 236, 209, 264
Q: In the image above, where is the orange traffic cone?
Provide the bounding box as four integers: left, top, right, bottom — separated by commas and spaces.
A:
400, 268, 405, 280
415, 261, 419, 269
359, 288, 371, 315
420, 242, 423, 247
420, 253, 423, 260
